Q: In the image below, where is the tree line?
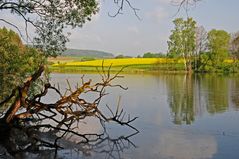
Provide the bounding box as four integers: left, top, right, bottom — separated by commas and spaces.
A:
168, 17, 239, 73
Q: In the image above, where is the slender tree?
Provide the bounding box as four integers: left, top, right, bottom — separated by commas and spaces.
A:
168, 17, 197, 72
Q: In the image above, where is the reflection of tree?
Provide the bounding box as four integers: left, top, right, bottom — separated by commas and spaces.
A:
0, 66, 138, 158
74, 132, 138, 159
228, 76, 239, 110
199, 75, 229, 114
5, 131, 138, 159
165, 74, 230, 125
165, 75, 195, 125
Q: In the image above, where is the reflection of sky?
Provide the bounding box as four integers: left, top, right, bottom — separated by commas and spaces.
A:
47, 73, 239, 159
158, 130, 217, 159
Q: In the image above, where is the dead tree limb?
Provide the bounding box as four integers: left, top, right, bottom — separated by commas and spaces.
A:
0, 64, 138, 154
3, 65, 44, 124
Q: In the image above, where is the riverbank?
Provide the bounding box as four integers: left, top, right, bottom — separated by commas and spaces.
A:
48, 57, 237, 74
48, 57, 186, 73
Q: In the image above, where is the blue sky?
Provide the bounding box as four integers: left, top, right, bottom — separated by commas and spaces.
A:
1, 0, 239, 56
67, 0, 239, 56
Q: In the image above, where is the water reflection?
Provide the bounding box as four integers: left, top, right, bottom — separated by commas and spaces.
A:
12, 132, 138, 159
158, 129, 217, 159
1, 73, 239, 159
230, 76, 239, 110
165, 75, 195, 125
164, 74, 238, 125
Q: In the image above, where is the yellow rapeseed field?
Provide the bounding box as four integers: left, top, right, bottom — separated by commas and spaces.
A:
52, 58, 185, 67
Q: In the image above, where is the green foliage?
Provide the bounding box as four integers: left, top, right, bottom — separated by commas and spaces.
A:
115, 55, 125, 59
0, 28, 45, 100
142, 52, 166, 58
0, 0, 99, 57
167, 17, 197, 71
195, 29, 231, 73
167, 18, 236, 73
207, 29, 230, 66
115, 55, 132, 59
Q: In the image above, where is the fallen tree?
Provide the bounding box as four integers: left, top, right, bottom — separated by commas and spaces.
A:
0, 65, 138, 157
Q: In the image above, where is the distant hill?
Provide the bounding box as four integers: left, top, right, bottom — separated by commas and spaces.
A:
62, 49, 114, 58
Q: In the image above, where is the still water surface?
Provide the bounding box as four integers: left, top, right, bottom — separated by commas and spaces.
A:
45, 73, 239, 159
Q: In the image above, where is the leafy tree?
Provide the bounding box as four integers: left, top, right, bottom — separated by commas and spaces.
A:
207, 29, 230, 68
115, 54, 132, 58
143, 52, 156, 58
167, 17, 197, 72
0, 27, 45, 103
0, 0, 99, 57
0, 27, 44, 77
143, 52, 166, 58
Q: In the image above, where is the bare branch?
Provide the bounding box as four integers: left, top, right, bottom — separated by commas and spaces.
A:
108, 0, 141, 20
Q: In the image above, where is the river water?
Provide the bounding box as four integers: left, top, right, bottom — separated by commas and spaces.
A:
40, 73, 239, 159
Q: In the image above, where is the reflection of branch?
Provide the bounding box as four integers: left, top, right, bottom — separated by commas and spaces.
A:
0, 64, 138, 156
75, 132, 139, 159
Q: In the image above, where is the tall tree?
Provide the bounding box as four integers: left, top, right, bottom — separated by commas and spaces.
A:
207, 29, 230, 67
168, 17, 197, 72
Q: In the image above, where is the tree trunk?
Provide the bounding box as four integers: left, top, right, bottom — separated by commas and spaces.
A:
3, 65, 44, 124
186, 60, 193, 74
4, 95, 21, 124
